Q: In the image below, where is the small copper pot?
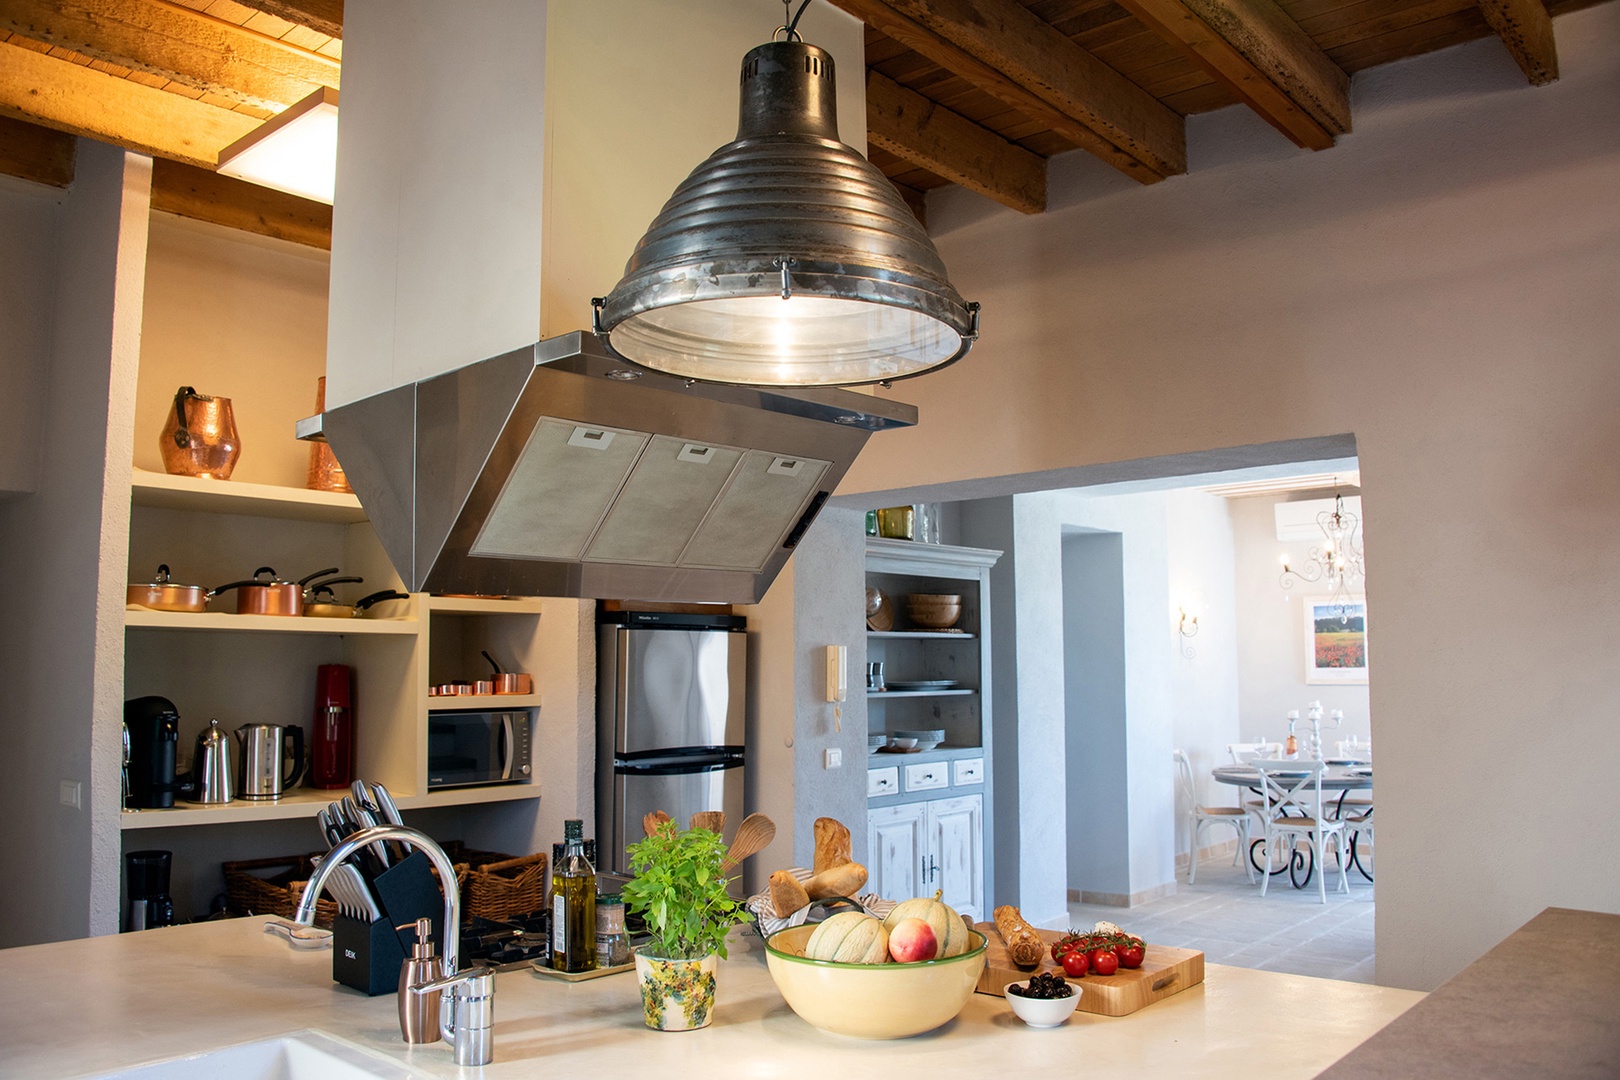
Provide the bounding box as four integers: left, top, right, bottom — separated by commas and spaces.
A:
160, 386, 241, 481
481, 650, 533, 695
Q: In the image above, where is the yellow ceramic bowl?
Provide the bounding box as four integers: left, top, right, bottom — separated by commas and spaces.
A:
764, 925, 988, 1039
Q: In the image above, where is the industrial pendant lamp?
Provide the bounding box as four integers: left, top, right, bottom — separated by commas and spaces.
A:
592, 2, 979, 387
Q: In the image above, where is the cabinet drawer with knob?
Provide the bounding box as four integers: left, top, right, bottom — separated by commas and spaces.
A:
904, 761, 948, 792
867, 766, 900, 798
952, 757, 984, 786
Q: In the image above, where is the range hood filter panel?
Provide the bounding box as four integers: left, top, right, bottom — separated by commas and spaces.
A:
584, 435, 745, 567
471, 418, 649, 560
681, 450, 830, 572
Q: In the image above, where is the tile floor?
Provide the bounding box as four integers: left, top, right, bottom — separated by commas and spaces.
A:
1065, 848, 1377, 984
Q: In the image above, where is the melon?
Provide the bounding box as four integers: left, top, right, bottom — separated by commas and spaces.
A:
805, 911, 890, 964
882, 893, 971, 958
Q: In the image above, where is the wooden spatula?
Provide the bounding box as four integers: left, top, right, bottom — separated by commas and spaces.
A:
721, 812, 776, 871
642, 809, 671, 837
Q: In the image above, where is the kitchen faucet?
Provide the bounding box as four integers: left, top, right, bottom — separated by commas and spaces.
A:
293, 824, 496, 1067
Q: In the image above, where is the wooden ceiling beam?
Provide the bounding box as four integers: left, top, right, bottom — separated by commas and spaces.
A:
829, 0, 1185, 183
1476, 0, 1557, 84
151, 156, 331, 248
0, 38, 257, 167
229, 0, 341, 39
0, 111, 74, 185
0, 0, 339, 112
1113, 0, 1350, 150
866, 69, 1046, 215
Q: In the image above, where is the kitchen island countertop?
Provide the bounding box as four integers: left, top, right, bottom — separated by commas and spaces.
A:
0, 916, 1422, 1079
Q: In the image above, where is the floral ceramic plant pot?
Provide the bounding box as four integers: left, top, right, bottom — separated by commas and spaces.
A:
634, 950, 718, 1031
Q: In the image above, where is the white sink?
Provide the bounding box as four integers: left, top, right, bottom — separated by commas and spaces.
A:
90, 1030, 429, 1080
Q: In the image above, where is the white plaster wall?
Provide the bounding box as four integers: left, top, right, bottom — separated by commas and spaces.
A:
0, 142, 149, 945
1062, 529, 1129, 895
136, 216, 330, 488
838, 11, 1620, 988
0, 177, 58, 497
1165, 489, 1243, 851
1231, 493, 1373, 748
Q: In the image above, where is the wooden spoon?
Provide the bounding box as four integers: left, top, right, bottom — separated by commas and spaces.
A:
642, 809, 671, 837
721, 812, 776, 871
690, 810, 726, 834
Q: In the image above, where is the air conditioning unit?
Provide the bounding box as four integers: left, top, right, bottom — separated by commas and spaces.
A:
1275, 496, 1363, 542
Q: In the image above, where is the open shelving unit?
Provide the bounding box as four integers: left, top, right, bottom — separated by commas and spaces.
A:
121, 472, 547, 916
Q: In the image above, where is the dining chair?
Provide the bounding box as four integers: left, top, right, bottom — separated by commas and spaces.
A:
1250, 759, 1349, 903
1174, 749, 1254, 884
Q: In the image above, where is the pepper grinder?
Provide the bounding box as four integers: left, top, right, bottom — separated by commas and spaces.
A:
398, 917, 442, 1044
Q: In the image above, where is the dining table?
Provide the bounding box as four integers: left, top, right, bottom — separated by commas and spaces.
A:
1211, 761, 1374, 886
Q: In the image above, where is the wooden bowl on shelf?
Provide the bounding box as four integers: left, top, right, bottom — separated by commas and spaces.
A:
905, 593, 961, 629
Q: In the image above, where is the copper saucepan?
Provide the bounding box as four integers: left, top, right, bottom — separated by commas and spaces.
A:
208, 566, 338, 617
482, 650, 533, 695
127, 564, 208, 613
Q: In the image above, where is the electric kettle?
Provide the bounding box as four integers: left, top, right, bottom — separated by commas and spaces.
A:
237, 723, 305, 800
187, 719, 235, 804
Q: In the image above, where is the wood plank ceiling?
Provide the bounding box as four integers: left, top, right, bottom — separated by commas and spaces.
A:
0, 0, 1600, 244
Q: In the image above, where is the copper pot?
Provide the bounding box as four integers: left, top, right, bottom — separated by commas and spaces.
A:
127, 564, 207, 613
208, 566, 337, 617
481, 650, 533, 695
160, 386, 241, 481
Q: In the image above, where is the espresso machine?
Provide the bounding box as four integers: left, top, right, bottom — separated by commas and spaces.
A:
124, 696, 181, 810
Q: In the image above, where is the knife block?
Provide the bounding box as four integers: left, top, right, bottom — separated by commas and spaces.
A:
330, 852, 445, 996
332, 914, 406, 996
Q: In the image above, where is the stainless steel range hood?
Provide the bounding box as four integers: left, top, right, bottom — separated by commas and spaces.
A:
306, 333, 916, 603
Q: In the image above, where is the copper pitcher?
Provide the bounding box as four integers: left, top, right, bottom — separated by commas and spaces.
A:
160, 386, 240, 480
306, 376, 352, 493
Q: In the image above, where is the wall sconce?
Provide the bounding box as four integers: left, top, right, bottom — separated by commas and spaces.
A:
1177, 603, 1200, 659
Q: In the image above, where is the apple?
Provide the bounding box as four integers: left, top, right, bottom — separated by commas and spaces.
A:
887, 917, 939, 963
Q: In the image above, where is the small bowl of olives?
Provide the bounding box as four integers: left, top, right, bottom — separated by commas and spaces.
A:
1004, 974, 1081, 1028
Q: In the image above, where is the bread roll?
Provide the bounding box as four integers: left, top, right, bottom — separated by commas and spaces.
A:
805, 861, 868, 900
813, 817, 852, 874
769, 870, 811, 918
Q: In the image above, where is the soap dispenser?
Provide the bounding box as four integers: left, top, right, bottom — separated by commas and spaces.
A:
397, 918, 442, 1044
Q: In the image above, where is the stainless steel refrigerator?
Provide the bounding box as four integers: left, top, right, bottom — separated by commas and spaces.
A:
596, 610, 747, 877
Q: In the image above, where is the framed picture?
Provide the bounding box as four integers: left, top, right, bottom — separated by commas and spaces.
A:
1303, 595, 1369, 684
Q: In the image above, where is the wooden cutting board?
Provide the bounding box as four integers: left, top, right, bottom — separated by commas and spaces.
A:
973, 923, 1204, 1017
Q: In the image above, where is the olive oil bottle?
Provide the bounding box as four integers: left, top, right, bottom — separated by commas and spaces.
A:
551, 818, 597, 972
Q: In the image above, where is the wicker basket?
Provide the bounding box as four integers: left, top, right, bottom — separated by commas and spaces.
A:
464, 852, 548, 922
223, 853, 338, 928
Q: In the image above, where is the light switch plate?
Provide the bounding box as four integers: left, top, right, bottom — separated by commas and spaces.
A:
59, 780, 82, 809
824, 747, 842, 769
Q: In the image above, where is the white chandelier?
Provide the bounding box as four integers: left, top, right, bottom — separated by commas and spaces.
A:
1280, 489, 1365, 616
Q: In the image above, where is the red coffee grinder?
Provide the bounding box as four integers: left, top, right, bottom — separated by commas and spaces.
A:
311, 663, 354, 789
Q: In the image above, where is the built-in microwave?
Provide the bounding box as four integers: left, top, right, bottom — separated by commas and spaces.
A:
427, 710, 534, 790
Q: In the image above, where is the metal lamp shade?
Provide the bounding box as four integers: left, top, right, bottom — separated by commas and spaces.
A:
594, 40, 979, 387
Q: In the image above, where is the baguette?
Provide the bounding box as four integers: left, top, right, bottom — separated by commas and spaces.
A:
805, 861, 868, 900
993, 905, 1045, 970
769, 870, 811, 918
812, 817, 852, 874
